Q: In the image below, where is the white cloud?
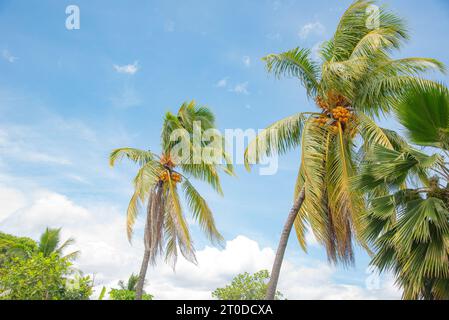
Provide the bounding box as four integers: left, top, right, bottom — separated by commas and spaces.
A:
216, 78, 250, 95
0, 182, 401, 300
2, 49, 18, 63
113, 61, 139, 75
305, 229, 319, 247
66, 174, 90, 185
242, 56, 251, 67
0, 186, 27, 223
230, 82, 249, 95
311, 41, 324, 62
299, 21, 326, 39
215, 77, 229, 88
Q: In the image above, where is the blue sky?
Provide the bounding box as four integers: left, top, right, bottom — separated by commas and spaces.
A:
1, 0, 448, 299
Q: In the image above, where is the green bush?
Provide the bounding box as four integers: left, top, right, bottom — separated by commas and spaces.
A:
109, 288, 153, 300
212, 270, 283, 300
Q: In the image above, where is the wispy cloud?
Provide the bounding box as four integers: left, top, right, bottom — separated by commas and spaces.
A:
215, 77, 229, 88
299, 21, 326, 39
216, 78, 250, 95
242, 56, 251, 67
113, 61, 139, 75
230, 82, 249, 95
311, 41, 324, 62
110, 85, 142, 108
2, 49, 18, 63
0, 127, 72, 166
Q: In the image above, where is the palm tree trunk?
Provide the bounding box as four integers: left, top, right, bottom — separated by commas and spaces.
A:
135, 250, 150, 300
265, 186, 306, 300
136, 192, 157, 300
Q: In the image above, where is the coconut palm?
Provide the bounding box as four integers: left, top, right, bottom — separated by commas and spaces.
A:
38, 228, 80, 261
118, 273, 139, 291
110, 101, 233, 300
245, 0, 445, 299
355, 84, 449, 300
0, 229, 79, 270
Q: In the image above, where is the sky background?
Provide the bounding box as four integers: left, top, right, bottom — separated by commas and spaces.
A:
1, 0, 448, 299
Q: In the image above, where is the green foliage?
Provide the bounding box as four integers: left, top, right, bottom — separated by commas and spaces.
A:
395, 84, 449, 149
0, 230, 92, 300
109, 289, 153, 300
98, 286, 107, 300
0, 232, 37, 266
108, 274, 153, 300
38, 228, 80, 261
356, 89, 449, 299
118, 273, 139, 291
0, 252, 91, 300
212, 270, 283, 300
62, 275, 93, 300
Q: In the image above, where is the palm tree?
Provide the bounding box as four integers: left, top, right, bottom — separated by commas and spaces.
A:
118, 273, 139, 291
110, 101, 233, 300
244, 0, 445, 299
355, 84, 449, 299
38, 227, 79, 261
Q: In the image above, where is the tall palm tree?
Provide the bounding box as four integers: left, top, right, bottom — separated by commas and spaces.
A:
355, 84, 449, 299
38, 227, 79, 261
110, 101, 233, 300
245, 0, 445, 299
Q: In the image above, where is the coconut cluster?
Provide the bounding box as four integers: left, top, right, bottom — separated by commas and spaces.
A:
160, 170, 182, 183
159, 154, 181, 183
160, 154, 175, 168
314, 116, 329, 126
314, 94, 354, 133
332, 106, 352, 123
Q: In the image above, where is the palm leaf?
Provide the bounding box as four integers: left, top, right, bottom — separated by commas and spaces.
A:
263, 48, 320, 96
245, 113, 306, 170
395, 83, 449, 149
182, 178, 224, 244
109, 148, 155, 167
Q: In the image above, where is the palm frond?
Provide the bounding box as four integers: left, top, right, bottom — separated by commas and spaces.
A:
356, 74, 444, 117
245, 113, 306, 170
296, 120, 332, 257
357, 113, 393, 150
395, 83, 449, 149
263, 48, 320, 96
182, 178, 224, 244
166, 176, 196, 264
38, 228, 61, 257
331, 0, 408, 61
109, 148, 155, 167
127, 160, 162, 240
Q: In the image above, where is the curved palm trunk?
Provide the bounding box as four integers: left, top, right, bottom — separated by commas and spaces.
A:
135, 194, 155, 301
135, 250, 150, 300
265, 186, 306, 300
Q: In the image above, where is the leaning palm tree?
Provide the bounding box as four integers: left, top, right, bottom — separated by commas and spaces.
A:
355, 84, 449, 300
245, 0, 445, 299
38, 227, 79, 261
110, 101, 233, 300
